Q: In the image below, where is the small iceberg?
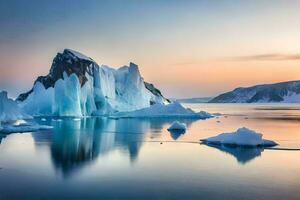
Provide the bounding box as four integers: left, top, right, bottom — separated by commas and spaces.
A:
0, 122, 53, 134
167, 121, 187, 140
168, 121, 187, 131
200, 127, 278, 147
52, 118, 63, 122
0, 91, 48, 134
0, 91, 31, 122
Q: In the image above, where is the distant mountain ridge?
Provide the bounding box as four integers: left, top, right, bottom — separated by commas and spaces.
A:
209, 80, 300, 103
176, 97, 213, 103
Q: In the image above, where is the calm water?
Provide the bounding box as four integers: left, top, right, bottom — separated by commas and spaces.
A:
0, 103, 300, 199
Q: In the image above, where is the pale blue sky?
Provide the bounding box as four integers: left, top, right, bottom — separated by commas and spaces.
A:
1, 0, 300, 98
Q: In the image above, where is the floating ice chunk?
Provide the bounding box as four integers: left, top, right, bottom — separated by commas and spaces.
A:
52, 118, 63, 122
201, 127, 278, 147
167, 121, 187, 140
0, 122, 53, 134
168, 121, 187, 131
0, 91, 31, 122
41, 118, 47, 121
13, 119, 28, 126
114, 102, 213, 119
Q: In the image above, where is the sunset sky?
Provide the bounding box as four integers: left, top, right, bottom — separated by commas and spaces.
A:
1, 0, 300, 98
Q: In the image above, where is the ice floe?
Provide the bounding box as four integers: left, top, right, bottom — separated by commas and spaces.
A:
201, 127, 278, 147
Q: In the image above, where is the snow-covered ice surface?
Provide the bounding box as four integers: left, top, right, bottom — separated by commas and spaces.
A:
0, 122, 52, 134
0, 91, 31, 122
201, 127, 278, 147
168, 121, 187, 130
112, 102, 213, 119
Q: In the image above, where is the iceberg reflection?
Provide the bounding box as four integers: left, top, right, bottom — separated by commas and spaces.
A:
168, 129, 186, 140
202, 143, 264, 164
31, 117, 175, 177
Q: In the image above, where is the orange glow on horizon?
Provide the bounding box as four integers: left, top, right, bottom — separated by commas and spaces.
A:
140, 59, 300, 97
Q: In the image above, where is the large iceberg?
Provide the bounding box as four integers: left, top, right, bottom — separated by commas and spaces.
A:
167, 121, 187, 140
0, 91, 31, 123
201, 127, 278, 147
112, 102, 213, 119
18, 49, 170, 117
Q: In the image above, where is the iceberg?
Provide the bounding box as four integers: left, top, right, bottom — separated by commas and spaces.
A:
167, 121, 187, 140
0, 91, 31, 123
201, 127, 278, 147
168, 121, 187, 131
112, 102, 213, 119
18, 49, 170, 117
0, 91, 53, 134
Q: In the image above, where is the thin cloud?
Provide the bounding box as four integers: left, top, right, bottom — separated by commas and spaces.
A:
170, 53, 300, 66
231, 53, 300, 61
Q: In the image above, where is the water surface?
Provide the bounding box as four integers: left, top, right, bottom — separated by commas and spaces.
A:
0, 103, 300, 199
